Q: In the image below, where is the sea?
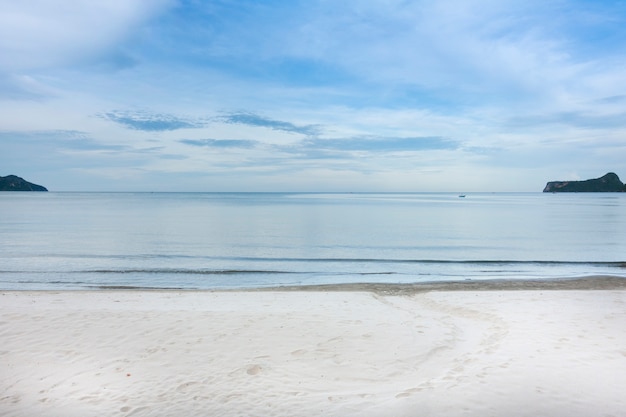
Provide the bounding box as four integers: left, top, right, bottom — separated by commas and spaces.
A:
1, 192, 625, 290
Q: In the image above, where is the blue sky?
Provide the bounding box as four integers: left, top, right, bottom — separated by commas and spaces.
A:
1, 0, 626, 191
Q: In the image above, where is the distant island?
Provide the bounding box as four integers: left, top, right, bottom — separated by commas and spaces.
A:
543, 172, 626, 192
0, 175, 48, 192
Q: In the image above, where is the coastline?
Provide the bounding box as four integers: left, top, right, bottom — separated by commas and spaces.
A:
2, 278, 625, 416
70, 274, 626, 293
255, 275, 626, 294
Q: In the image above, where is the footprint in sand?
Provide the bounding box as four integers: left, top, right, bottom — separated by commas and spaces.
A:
246, 364, 262, 375
176, 381, 199, 392
395, 387, 423, 398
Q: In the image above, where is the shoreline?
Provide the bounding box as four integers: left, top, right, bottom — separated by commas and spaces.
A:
4, 274, 622, 294
255, 275, 626, 294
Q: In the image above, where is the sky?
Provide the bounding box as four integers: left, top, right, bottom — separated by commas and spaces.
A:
1, 0, 626, 192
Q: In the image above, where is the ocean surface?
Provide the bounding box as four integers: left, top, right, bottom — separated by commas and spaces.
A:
1, 192, 625, 290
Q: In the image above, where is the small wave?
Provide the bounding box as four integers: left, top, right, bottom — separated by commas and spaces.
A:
88, 285, 186, 290
209, 257, 626, 266
2, 259, 624, 276
78, 269, 291, 275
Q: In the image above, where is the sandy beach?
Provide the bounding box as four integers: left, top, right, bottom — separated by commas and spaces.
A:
1, 278, 626, 417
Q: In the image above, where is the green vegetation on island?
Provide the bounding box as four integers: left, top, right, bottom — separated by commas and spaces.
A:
0, 175, 48, 191
543, 172, 625, 192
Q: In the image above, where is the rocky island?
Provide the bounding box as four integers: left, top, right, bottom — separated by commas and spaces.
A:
0, 175, 48, 191
543, 172, 626, 192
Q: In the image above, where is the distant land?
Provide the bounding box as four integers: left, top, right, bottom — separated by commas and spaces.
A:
543, 172, 626, 192
0, 175, 48, 192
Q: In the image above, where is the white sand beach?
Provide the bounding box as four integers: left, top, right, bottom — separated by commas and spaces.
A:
1, 282, 626, 417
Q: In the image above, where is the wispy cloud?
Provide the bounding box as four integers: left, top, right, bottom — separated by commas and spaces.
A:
303, 136, 459, 152
0, 1, 173, 72
0, 73, 59, 100
219, 112, 321, 136
594, 95, 626, 104
0, 130, 131, 177
507, 111, 626, 130
0, 129, 110, 149
180, 138, 256, 148
0, 129, 75, 140
100, 110, 204, 131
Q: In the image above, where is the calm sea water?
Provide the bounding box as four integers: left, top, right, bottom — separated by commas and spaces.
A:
1, 192, 625, 290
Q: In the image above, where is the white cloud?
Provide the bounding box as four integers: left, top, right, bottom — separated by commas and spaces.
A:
261, 0, 626, 111
0, 0, 173, 71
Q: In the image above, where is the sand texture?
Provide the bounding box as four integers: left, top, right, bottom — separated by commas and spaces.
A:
1, 287, 625, 416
